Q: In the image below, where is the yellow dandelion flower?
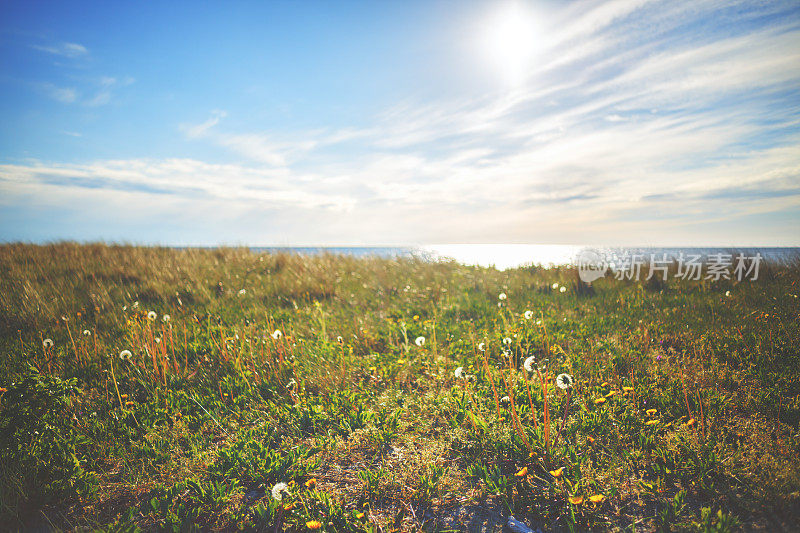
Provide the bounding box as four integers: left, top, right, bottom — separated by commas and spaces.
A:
601, 381, 609, 387
306, 520, 322, 530
356, 512, 365, 520
549, 467, 564, 478
645, 419, 659, 426
125, 401, 135, 407
305, 478, 317, 488
622, 386, 634, 392
589, 494, 605, 503
594, 397, 606, 405
515, 466, 528, 477
283, 503, 295, 511
646, 408, 657, 416
605, 390, 617, 398
587, 436, 595, 445
686, 418, 696, 427
568, 495, 584, 505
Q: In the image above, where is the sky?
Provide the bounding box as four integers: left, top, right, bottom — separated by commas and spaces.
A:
1, 0, 799, 246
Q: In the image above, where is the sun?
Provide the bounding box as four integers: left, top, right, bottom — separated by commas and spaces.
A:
480, 1, 541, 85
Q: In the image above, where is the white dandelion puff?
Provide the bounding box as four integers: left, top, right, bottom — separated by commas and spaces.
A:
524, 310, 533, 320
162, 314, 171, 323
286, 378, 297, 390
725, 290, 731, 297
415, 336, 425, 347
523, 356, 536, 373
147, 311, 157, 321
154, 337, 161, 344
478, 342, 486, 352
336, 336, 343, 344
503, 337, 512, 346
560, 286, 567, 293
454, 366, 465, 379
83, 329, 91, 336
43, 338, 54, 348
552, 282, 559, 290
271, 329, 282, 340
271, 482, 289, 501
498, 293, 507, 300
500, 395, 510, 405
119, 350, 132, 360
238, 288, 246, 296
132, 301, 139, 309
556, 373, 574, 390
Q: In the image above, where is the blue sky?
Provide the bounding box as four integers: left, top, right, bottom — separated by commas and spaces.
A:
1, 0, 799, 246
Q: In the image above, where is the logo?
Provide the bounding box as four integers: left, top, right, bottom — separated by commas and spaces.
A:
577, 249, 608, 283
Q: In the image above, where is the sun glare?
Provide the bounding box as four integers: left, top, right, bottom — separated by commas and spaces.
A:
481, 1, 540, 85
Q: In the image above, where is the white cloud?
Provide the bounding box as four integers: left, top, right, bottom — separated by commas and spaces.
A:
32, 41, 88, 58
39, 83, 78, 103
6, 1, 800, 245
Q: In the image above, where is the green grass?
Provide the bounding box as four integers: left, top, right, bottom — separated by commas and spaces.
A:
1, 243, 799, 532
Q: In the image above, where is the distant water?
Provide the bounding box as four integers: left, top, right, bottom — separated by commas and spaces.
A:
252, 245, 800, 270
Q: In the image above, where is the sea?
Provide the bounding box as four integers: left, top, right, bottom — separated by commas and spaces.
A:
251, 245, 800, 270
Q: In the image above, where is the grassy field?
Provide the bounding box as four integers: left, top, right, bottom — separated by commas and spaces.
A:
1, 243, 799, 532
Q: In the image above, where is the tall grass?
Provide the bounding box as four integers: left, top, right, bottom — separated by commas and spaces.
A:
0, 243, 798, 531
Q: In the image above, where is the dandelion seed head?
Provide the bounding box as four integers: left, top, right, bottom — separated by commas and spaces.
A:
147, 311, 157, 321
238, 288, 246, 295
560, 286, 567, 293
271, 329, 283, 339
503, 337, 512, 346
119, 350, 132, 360
523, 356, 536, 373
524, 310, 533, 320
552, 282, 559, 289
454, 366, 465, 379
478, 342, 485, 352
43, 338, 54, 348
556, 373, 574, 390
415, 336, 425, 347
162, 314, 170, 323
83, 329, 91, 336
498, 293, 507, 300
271, 482, 289, 501
336, 336, 343, 344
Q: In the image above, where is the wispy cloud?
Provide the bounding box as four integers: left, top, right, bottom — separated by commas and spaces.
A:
31, 41, 88, 58
4, 0, 800, 245
38, 82, 78, 103
84, 76, 134, 107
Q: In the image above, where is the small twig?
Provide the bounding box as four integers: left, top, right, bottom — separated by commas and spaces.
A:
189, 394, 230, 436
